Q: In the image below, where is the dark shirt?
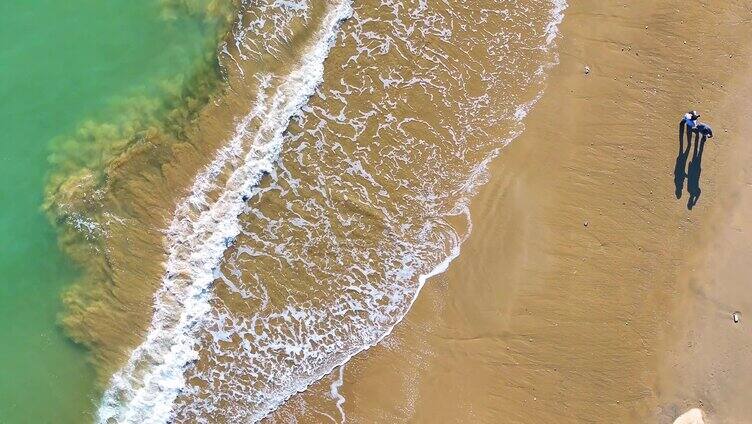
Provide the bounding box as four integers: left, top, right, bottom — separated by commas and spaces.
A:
696, 123, 713, 137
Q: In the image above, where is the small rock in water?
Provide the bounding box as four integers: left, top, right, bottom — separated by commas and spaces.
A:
584, 65, 591, 75
733, 311, 741, 323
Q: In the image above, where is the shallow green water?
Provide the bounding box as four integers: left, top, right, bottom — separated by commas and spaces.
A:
0, 1, 223, 422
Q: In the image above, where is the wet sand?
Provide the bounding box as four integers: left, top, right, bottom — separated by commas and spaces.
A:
270, 1, 752, 422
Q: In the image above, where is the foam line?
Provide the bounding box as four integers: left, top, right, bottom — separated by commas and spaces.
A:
330, 365, 346, 423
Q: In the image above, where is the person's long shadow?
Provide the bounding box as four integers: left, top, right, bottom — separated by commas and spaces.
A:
674, 122, 692, 198
686, 131, 707, 209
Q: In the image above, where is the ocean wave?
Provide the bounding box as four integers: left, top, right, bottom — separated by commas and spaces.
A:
98, 0, 568, 422
96, 1, 354, 422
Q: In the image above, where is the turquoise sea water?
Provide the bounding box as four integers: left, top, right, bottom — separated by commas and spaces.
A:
0, 1, 222, 422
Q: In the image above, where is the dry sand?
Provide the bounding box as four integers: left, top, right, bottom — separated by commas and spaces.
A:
268, 1, 752, 422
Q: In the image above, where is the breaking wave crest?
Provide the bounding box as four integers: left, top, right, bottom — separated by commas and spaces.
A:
96, 1, 354, 422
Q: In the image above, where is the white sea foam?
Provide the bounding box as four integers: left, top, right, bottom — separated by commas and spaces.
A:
96, 1, 353, 422
546, 0, 568, 46
330, 365, 346, 423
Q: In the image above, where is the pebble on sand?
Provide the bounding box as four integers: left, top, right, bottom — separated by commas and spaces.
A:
733, 311, 741, 323
584, 65, 591, 75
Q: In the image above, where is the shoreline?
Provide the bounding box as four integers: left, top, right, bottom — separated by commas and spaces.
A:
276, 1, 752, 422
46, 0, 331, 387
96, 2, 355, 420
45, 0, 240, 382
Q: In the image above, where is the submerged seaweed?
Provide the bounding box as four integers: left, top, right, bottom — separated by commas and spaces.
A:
43, 0, 238, 380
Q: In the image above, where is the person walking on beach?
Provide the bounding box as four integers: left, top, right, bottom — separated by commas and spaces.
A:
681, 110, 700, 129
675, 110, 712, 207
675, 111, 699, 195
694, 122, 713, 139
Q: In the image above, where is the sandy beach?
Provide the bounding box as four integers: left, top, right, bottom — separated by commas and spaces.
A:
267, 1, 752, 422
